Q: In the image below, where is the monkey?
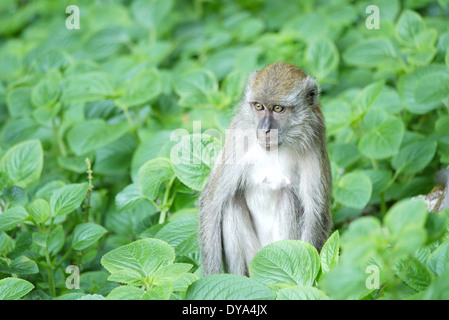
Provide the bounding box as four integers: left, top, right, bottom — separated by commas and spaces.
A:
198, 62, 332, 276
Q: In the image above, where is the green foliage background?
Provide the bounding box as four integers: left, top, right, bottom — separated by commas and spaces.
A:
0, 0, 449, 300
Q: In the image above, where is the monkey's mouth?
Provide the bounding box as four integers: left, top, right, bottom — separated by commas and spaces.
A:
256, 132, 281, 150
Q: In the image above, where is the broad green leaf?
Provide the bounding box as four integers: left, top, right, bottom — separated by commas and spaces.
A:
0, 277, 34, 300
343, 37, 400, 67
2, 186, 27, 207
49, 183, 89, 217
31, 79, 59, 108
138, 157, 174, 200
115, 69, 162, 108
322, 99, 353, 136
101, 238, 175, 286
384, 198, 428, 253
398, 65, 449, 114
305, 38, 339, 80
395, 10, 424, 45
154, 215, 199, 256
0, 139, 43, 187
319, 265, 369, 300
61, 72, 114, 103
427, 240, 449, 276
358, 108, 404, 159
424, 270, 449, 299
7, 256, 39, 275
320, 230, 340, 274
392, 140, 437, 174
249, 240, 320, 286
353, 81, 384, 114
28, 198, 50, 224
6, 87, 33, 118
333, 172, 372, 209
395, 257, 434, 291
115, 183, 145, 212
171, 134, 222, 191
413, 71, 449, 106
339, 217, 384, 266
173, 69, 219, 108
131, 0, 174, 29
151, 263, 192, 284
0, 206, 28, 232
186, 274, 275, 300
67, 119, 128, 156
106, 285, 146, 300
276, 285, 329, 300
72, 222, 107, 251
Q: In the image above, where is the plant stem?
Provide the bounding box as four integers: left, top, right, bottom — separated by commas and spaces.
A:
55, 247, 73, 269
45, 246, 56, 297
52, 118, 67, 157
158, 176, 177, 224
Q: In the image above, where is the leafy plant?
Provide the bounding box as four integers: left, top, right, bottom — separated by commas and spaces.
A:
0, 0, 448, 300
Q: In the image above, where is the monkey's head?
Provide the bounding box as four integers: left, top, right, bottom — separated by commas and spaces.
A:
241, 62, 323, 151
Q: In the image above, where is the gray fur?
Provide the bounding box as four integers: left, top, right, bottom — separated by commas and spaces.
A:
199, 62, 332, 276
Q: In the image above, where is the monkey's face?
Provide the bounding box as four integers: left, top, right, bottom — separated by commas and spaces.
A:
250, 102, 287, 150
243, 62, 321, 151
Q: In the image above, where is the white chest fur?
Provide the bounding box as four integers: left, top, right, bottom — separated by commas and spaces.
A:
242, 145, 297, 248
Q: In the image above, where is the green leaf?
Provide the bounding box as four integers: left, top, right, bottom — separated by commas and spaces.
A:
106, 285, 146, 300
0, 277, 34, 300
154, 215, 199, 256
173, 69, 219, 108
186, 274, 275, 300
305, 38, 339, 80
67, 119, 128, 156
395, 257, 434, 292
151, 263, 192, 284
171, 134, 222, 191
115, 183, 145, 212
395, 10, 424, 45
320, 230, 340, 274
358, 108, 404, 159
398, 65, 449, 114
353, 81, 384, 114
72, 222, 107, 251
131, 0, 174, 29
28, 198, 51, 224
0, 206, 28, 232
7, 256, 39, 275
384, 198, 428, 253
101, 238, 175, 286
392, 140, 437, 174
322, 99, 353, 136
115, 69, 162, 108
427, 240, 449, 276
137, 158, 174, 200
61, 72, 114, 103
49, 183, 89, 217
339, 217, 384, 266
0, 139, 43, 187
2, 186, 28, 207
276, 285, 329, 300
333, 172, 372, 209
6, 87, 33, 118
343, 37, 400, 67
31, 79, 59, 108
249, 240, 320, 286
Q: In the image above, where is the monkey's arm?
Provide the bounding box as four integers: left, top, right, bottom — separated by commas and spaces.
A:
198, 165, 226, 276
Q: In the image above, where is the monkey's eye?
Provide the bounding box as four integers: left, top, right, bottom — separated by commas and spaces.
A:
254, 103, 264, 111
273, 105, 285, 113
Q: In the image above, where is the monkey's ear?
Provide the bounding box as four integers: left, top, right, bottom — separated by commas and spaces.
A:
305, 77, 318, 106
